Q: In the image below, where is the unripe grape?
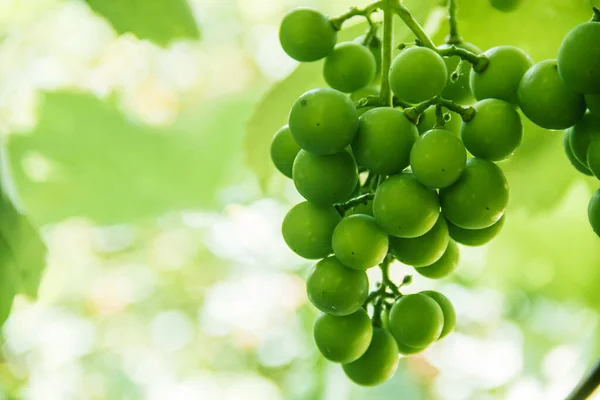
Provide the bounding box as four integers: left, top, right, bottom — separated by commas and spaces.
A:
439, 42, 482, 104
389, 293, 444, 348
557, 22, 600, 94
489, 0, 522, 12
352, 108, 418, 175
279, 7, 337, 62
293, 150, 358, 205
420, 291, 456, 339
389, 47, 448, 104
518, 60, 586, 130
460, 99, 523, 161
332, 214, 389, 270
470, 45, 534, 105
313, 309, 373, 363
563, 130, 593, 176
568, 112, 600, 166
417, 106, 462, 134
389, 216, 449, 267
306, 256, 369, 316
289, 88, 358, 155
589, 190, 600, 237
416, 240, 460, 279
342, 328, 399, 386
373, 173, 440, 238
381, 309, 427, 354
587, 94, 600, 117
410, 128, 467, 188
440, 158, 509, 229
355, 35, 382, 81
447, 215, 506, 246
323, 42, 376, 93
270, 125, 301, 178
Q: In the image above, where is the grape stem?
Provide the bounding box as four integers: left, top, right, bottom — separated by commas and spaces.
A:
565, 358, 600, 400
379, 0, 394, 107
336, 193, 375, 214
434, 104, 446, 128
404, 96, 476, 124
330, 1, 384, 31
447, 0, 462, 44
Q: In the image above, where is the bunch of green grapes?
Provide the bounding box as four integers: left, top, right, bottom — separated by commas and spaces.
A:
269, 0, 599, 387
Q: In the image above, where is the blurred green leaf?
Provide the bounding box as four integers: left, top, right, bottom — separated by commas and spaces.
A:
83, 0, 200, 46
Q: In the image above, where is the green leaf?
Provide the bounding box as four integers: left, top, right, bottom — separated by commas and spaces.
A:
245, 0, 439, 189
83, 0, 200, 46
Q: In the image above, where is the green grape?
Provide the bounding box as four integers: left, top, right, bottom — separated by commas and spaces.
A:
383, 307, 428, 354
440, 158, 509, 229
289, 88, 358, 155
563, 129, 593, 176
342, 328, 399, 386
313, 309, 373, 363
332, 214, 389, 270
460, 99, 523, 161
373, 173, 440, 238
352, 108, 419, 175
389, 216, 449, 268
293, 150, 358, 205
489, 0, 522, 12
355, 35, 382, 81
345, 198, 374, 217
279, 7, 337, 62
282, 201, 341, 259
417, 106, 462, 134
389, 47, 448, 104
389, 293, 444, 348
447, 215, 505, 246
589, 190, 600, 237
518, 60, 586, 130
416, 240, 459, 279
587, 94, 600, 117
557, 22, 600, 94
587, 135, 600, 178
420, 291, 456, 339
306, 256, 369, 316
470, 45, 534, 105
324, 42, 376, 93
439, 42, 482, 104
270, 125, 301, 178
350, 86, 379, 117
568, 112, 600, 166
410, 129, 467, 188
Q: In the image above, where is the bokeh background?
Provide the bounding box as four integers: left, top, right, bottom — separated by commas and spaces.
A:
1, 0, 600, 399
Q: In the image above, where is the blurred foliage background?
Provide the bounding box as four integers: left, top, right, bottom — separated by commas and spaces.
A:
0, 0, 600, 399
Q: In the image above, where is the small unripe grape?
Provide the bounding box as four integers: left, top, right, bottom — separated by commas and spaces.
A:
460, 99, 523, 161
293, 150, 358, 205
489, 0, 522, 12
563, 130, 593, 176
389, 47, 448, 104
374, 173, 440, 238
270, 125, 301, 178
313, 309, 373, 363
470, 45, 534, 105
568, 112, 600, 166
289, 88, 358, 155
518, 60, 586, 130
589, 190, 600, 237
279, 7, 337, 62
354, 35, 382, 81
416, 240, 460, 279
420, 291, 456, 339
411, 128, 467, 188
306, 256, 369, 316
417, 106, 462, 135
352, 108, 418, 175
342, 328, 399, 386
389, 216, 449, 267
557, 22, 600, 94
389, 293, 444, 348
439, 42, 482, 104
323, 42, 376, 93
332, 214, 389, 270
440, 158, 509, 229
587, 94, 600, 117
381, 308, 427, 354
447, 215, 505, 246
282, 201, 341, 259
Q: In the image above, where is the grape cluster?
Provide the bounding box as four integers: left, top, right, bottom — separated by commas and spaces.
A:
270, 1, 600, 387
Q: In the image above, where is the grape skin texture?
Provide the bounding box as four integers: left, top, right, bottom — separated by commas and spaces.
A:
518, 60, 586, 130
332, 214, 389, 271
416, 240, 460, 279
313, 309, 373, 363
470, 45, 534, 105
306, 256, 369, 316
563, 130, 593, 176
460, 99, 523, 161
342, 328, 400, 386
293, 149, 358, 205
389, 215, 449, 268
439, 42, 482, 104
421, 291, 456, 339
568, 112, 600, 166
557, 22, 600, 94
270, 125, 301, 178
279, 7, 337, 62
589, 190, 600, 237
389, 293, 444, 348
389, 47, 448, 104
447, 215, 506, 246
352, 108, 419, 175
323, 42, 376, 93
289, 88, 359, 155
282, 201, 341, 259
373, 173, 440, 238
440, 158, 509, 229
